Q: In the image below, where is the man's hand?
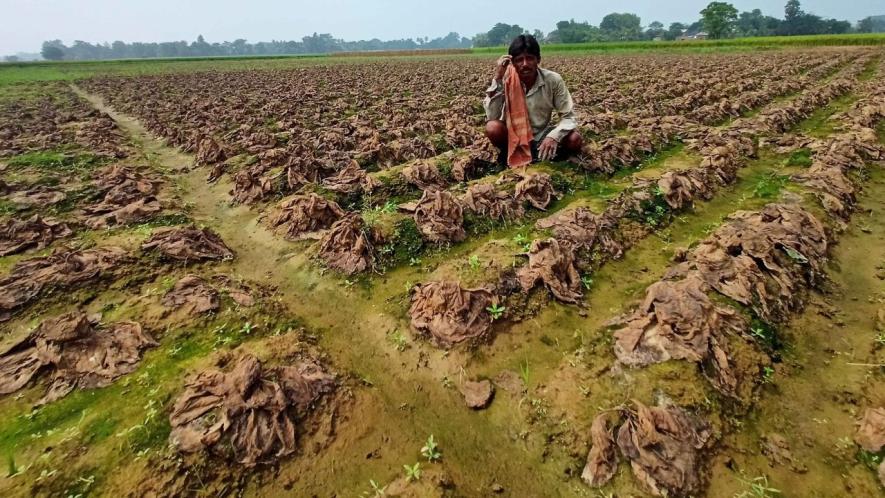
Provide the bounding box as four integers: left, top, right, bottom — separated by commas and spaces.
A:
538, 137, 559, 162
494, 55, 512, 81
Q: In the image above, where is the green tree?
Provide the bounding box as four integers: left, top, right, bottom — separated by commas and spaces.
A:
645, 21, 665, 40
600, 13, 642, 40
665, 22, 686, 40
785, 0, 803, 22
700, 2, 739, 39
41, 41, 65, 60
548, 19, 603, 43
736, 9, 781, 37
486, 23, 527, 46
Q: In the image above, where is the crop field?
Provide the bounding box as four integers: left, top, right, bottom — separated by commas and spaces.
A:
0, 46, 884, 497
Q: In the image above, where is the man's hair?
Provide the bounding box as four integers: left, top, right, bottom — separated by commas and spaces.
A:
508, 34, 541, 59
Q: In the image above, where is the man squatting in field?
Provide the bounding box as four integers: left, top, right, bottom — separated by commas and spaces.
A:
484, 34, 583, 163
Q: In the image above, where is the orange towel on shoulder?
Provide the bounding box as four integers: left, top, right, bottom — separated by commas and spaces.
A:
504, 66, 533, 168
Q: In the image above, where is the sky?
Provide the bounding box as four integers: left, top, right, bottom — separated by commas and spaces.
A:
3, 0, 882, 55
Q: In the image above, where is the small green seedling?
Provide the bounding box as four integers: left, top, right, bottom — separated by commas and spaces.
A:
387, 329, 408, 352
735, 473, 781, 498
519, 358, 531, 387
381, 200, 397, 213
368, 479, 386, 497
468, 254, 481, 270
512, 233, 532, 252
762, 366, 775, 384
6, 454, 19, 477
581, 275, 594, 290
421, 434, 441, 462
403, 462, 421, 482
486, 303, 506, 320
750, 326, 768, 341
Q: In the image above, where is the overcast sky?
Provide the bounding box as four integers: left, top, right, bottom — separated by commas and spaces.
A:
3, 0, 882, 54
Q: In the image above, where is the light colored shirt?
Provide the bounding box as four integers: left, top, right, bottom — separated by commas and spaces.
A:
483, 67, 578, 143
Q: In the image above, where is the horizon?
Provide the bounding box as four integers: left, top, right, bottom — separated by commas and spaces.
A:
3, 0, 883, 56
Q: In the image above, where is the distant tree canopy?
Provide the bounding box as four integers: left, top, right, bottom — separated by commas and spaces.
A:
701, 2, 739, 39
472, 23, 528, 47
599, 13, 642, 40
41, 41, 65, 61
776, 0, 853, 35
31, 1, 878, 62
38, 32, 473, 61
546, 20, 603, 44
857, 15, 885, 33
470, 1, 863, 50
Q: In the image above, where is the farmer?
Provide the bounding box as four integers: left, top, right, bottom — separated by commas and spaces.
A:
483, 34, 582, 166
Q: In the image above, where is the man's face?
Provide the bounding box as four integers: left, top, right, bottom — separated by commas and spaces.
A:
512, 53, 539, 82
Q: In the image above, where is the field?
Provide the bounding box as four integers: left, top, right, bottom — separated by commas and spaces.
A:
0, 46, 884, 497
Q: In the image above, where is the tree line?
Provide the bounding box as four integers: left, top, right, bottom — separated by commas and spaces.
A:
39, 32, 472, 61
32, 0, 885, 61
475, 1, 881, 46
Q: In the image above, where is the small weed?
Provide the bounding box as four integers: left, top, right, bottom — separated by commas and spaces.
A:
644, 204, 668, 228
367, 479, 386, 497
513, 233, 531, 252
468, 254, 481, 270
486, 303, 506, 320
875, 331, 885, 347
550, 172, 575, 195
750, 325, 769, 342
761, 366, 775, 384
734, 473, 781, 498
239, 322, 255, 335
581, 274, 594, 290
6, 454, 19, 477
387, 329, 408, 352
381, 200, 397, 213
361, 206, 383, 227
421, 434, 441, 462
403, 462, 421, 482
752, 173, 789, 199
858, 448, 883, 471
786, 148, 813, 167
519, 358, 531, 387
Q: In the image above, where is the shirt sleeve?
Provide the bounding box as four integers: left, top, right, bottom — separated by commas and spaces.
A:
546, 77, 578, 142
483, 79, 505, 122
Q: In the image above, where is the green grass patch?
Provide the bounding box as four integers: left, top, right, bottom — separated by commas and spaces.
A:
785, 148, 813, 167
7, 150, 108, 174
376, 218, 426, 270
0, 198, 19, 216
796, 94, 858, 138
752, 172, 790, 199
